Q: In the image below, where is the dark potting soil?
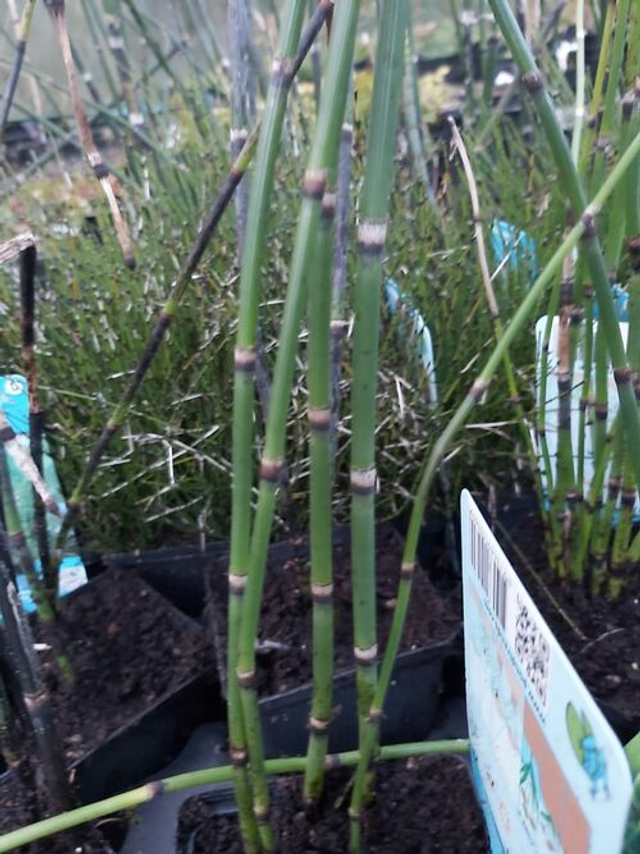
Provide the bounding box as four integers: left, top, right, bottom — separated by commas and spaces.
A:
206, 526, 460, 695
37, 569, 211, 763
496, 498, 640, 730
176, 755, 489, 853
0, 570, 211, 849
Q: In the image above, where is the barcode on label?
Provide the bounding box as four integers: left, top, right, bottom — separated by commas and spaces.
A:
470, 514, 508, 629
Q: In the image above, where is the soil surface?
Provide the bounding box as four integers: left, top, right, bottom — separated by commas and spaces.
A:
37, 569, 210, 763
206, 526, 460, 695
176, 755, 488, 853
0, 569, 211, 851
495, 496, 640, 738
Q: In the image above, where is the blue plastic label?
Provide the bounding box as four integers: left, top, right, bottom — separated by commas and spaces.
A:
1, 374, 87, 609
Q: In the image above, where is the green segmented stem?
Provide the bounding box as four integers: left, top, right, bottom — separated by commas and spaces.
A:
229, 0, 309, 846
347, 1, 409, 850
0, 739, 469, 853
236, 3, 358, 847
303, 180, 337, 805
488, 0, 640, 493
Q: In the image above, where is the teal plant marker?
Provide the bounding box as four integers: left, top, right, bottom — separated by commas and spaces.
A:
491, 219, 538, 282
384, 279, 438, 404
0, 375, 87, 611
461, 490, 632, 853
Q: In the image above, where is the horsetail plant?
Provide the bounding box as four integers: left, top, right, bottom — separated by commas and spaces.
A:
234, 2, 358, 846
491, 0, 640, 588
352, 122, 640, 854
227, 1, 339, 847
303, 163, 337, 806
345, 2, 409, 849
486, 0, 640, 582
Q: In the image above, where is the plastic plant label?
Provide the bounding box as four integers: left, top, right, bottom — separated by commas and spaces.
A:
461, 489, 632, 854
384, 278, 438, 404
0, 374, 87, 610
535, 316, 638, 519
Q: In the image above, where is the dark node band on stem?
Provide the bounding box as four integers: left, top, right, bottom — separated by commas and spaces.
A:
92, 162, 110, 181
357, 219, 388, 256
145, 780, 165, 799
308, 406, 331, 431
271, 54, 296, 88
311, 582, 333, 603
229, 573, 248, 596
350, 467, 376, 496
613, 366, 633, 386
321, 191, 337, 220
23, 689, 47, 714
594, 405, 608, 421
400, 562, 415, 581
236, 669, 256, 690
253, 804, 270, 823
353, 644, 377, 667
235, 347, 257, 372
521, 70, 543, 93
303, 168, 327, 200
470, 379, 488, 402
621, 489, 638, 508
308, 716, 330, 735
580, 206, 597, 238
230, 747, 248, 767
260, 457, 285, 483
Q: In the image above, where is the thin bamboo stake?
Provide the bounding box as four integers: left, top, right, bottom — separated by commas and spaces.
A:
488, 0, 640, 491
0, 739, 469, 853
236, 3, 358, 847
347, 3, 408, 849
44, 0, 135, 268
0, 0, 37, 135
51, 0, 334, 573
354, 127, 640, 854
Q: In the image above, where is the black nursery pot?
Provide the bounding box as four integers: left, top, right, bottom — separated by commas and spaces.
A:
64, 573, 223, 804
205, 525, 460, 759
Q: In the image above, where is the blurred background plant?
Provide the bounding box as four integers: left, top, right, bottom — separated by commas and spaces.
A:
0, 0, 589, 553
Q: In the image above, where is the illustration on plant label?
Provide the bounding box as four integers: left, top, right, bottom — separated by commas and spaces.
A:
566, 704, 610, 800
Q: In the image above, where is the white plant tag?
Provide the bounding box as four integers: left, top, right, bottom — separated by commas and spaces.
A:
461, 489, 632, 854
534, 316, 638, 517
